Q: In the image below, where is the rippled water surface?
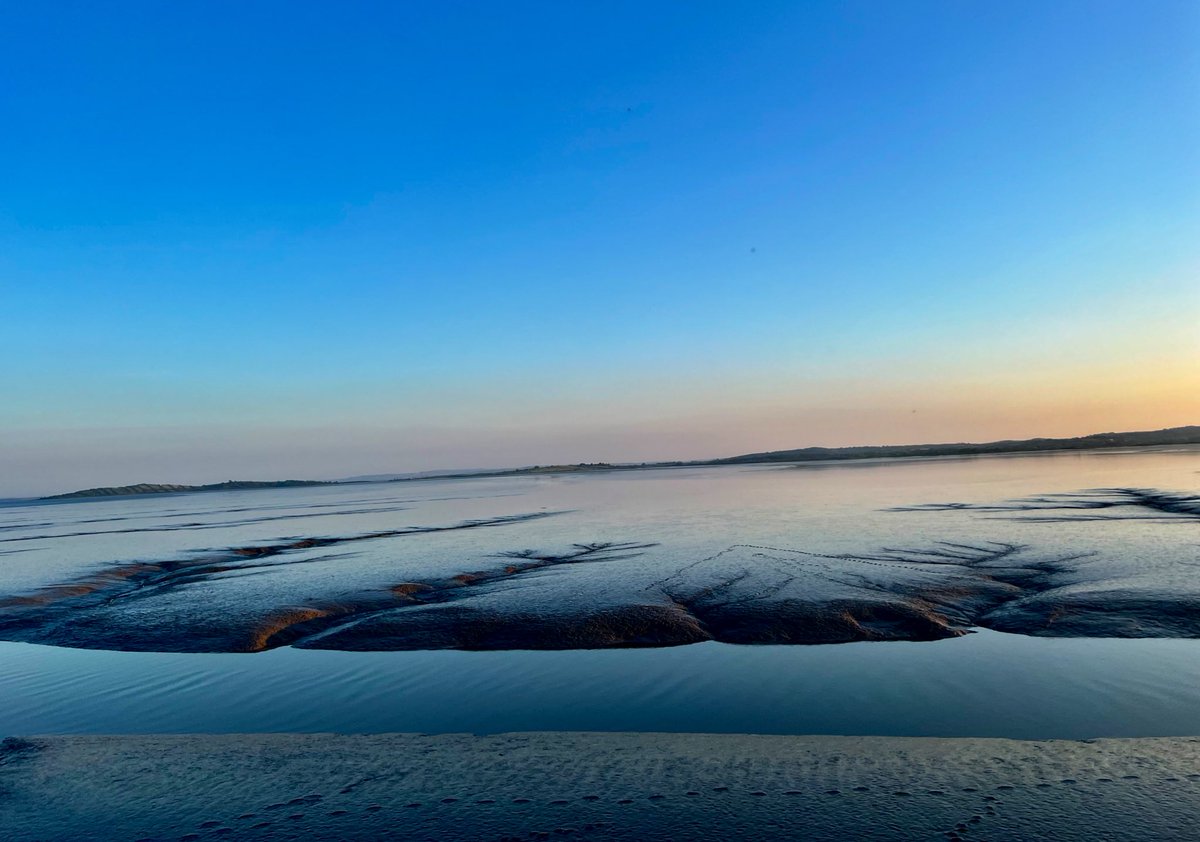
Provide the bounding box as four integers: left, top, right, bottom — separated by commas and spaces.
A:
2, 447, 1198, 737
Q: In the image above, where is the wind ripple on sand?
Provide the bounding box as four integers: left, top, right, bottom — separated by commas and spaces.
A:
3, 733, 1200, 841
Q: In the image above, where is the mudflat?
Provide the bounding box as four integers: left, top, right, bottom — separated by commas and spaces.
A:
2, 451, 1199, 654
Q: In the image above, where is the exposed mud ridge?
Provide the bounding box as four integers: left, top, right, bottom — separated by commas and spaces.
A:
632, 541, 1100, 646
261, 541, 664, 652
888, 487, 1200, 522
0, 512, 571, 652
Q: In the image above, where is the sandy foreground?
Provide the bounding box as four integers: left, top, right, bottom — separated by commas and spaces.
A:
2, 733, 1199, 841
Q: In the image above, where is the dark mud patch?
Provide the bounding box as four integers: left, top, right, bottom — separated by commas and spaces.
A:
986, 593, 1200, 638
0, 503, 421, 545
303, 602, 710, 651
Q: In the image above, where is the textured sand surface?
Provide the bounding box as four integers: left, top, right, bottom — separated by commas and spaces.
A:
3, 732, 1199, 840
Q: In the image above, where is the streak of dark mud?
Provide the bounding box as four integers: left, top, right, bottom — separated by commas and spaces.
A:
0, 522, 55, 532
223, 512, 573, 560
25, 490, 521, 529
888, 488, 1200, 522
65, 502, 409, 526
0, 504, 418, 544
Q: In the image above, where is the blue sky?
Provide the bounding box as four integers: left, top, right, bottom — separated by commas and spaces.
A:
2, 1, 1198, 495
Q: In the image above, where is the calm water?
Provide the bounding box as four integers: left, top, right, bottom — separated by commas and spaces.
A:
2, 447, 1198, 738
4, 632, 1200, 739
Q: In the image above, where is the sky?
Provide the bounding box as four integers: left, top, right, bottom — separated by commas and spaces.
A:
2, 0, 1198, 497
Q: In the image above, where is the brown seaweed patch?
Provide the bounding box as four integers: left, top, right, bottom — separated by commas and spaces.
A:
244, 607, 334, 652
0, 562, 166, 613
391, 583, 435, 599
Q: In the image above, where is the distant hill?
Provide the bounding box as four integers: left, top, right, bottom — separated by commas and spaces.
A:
39, 426, 1199, 500
717, 426, 1200, 464
43, 480, 337, 500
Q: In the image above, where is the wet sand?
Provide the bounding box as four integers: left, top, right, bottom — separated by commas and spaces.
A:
3, 449, 1198, 656
3, 732, 1199, 840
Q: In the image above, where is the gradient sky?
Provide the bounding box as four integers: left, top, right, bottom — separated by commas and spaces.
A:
2, 1, 1198, 496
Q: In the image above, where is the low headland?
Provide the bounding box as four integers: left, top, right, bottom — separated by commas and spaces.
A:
42, 479, 337, 500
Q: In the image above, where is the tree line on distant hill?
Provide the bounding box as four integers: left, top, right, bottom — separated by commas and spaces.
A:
716, 425, 1200, 464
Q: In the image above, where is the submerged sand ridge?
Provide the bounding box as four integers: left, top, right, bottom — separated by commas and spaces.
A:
3, 732, 1200, 841
0, 484, 1197, 653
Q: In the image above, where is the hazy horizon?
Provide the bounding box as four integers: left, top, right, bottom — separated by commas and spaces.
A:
3, 1, 1198, 498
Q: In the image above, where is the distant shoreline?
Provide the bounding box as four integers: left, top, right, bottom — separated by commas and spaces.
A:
37, 424, 1199, 500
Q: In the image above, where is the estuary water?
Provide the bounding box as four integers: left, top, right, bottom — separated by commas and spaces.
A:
1, 446, 1198, 738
